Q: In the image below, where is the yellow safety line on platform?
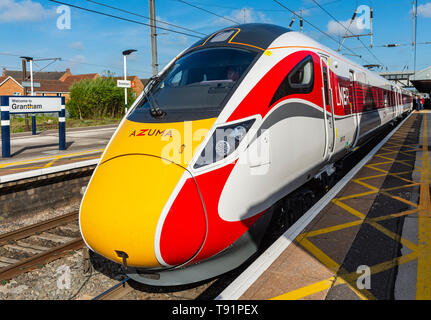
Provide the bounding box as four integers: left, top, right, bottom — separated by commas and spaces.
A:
304, 220, 363, 238
305, 208, 418, 239
299, 238, 340, 273
271, 277, 336, 300
417, 112, 431, 300
270, 115, 428, 300
43, 156, 62, 168
366, 220, 418, 252
0, 148, 104, 169
271, 252, 417, 300
331, 200, 366, 219
4, 166, 45, 171
356, 170, 420, 185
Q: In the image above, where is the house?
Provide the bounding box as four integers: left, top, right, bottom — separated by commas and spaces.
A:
0, 67, 145, 101
0, 75, 24, 97
0, 67, 99, 101
113, 76, 146, 98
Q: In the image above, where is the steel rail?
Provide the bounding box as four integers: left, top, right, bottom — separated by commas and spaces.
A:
0, 211, 79, 246
0, 211, 82, 281
0, 238, 84, 281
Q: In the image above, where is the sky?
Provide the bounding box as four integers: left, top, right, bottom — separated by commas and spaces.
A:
0, 0, 430, 79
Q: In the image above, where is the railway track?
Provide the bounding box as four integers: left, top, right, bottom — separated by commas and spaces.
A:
0, 211, 84, 282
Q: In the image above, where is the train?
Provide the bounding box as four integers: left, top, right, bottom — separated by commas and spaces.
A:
79, 23, 413, 286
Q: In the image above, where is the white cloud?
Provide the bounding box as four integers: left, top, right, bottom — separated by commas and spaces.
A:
327, 18, 366, 36
417, 2, 431, 17
0, 0, 55, 23
68, 41, 85, 50
69, 55, 86, 65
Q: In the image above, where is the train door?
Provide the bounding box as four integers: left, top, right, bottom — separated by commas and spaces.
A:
320, 57, 335, 161
394, 88, 399, 117
349, 70, 360, 150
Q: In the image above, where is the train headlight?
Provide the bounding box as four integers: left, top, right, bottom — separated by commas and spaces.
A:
215, 140, 231, 157
229, 125, 248, 141
194, 119, 255, 169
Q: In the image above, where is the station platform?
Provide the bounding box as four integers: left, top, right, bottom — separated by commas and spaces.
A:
0, 125, 116, 177
221, 110, 430, 300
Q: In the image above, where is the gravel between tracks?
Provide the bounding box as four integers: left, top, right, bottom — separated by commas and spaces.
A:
0, 247, 216, 300
0, 202, 80, 235
0, 248, 124, 300
0, 201, 216, 300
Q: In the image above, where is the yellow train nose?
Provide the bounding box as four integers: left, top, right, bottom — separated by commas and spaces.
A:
79, 154, 186, 267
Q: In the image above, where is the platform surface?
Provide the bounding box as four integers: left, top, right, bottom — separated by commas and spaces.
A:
0, 125, 117, 176
239, 111, 431, 300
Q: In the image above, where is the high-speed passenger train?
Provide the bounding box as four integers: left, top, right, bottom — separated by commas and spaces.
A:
79, 24, 413, 285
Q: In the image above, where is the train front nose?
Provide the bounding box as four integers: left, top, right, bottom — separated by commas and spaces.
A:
79, 154, 203, 268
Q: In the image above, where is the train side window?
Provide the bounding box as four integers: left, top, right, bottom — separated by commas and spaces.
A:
288, 56, 313, 88
269, 55, 314, 107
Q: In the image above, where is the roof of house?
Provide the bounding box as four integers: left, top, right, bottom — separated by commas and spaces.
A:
112, 76, 141, 81
0, 75, 23, 88
29, 79, 71, 93
0, 76, 8, 85
62, 73, 99, 83
4, 70, 67, 81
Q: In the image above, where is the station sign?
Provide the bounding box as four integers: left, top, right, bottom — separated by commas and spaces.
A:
117, 80, 131, 88
7, 96, 62, 113
21, 81, 41, 88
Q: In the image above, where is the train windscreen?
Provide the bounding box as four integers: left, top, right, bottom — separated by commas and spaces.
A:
128, 47, 258, 122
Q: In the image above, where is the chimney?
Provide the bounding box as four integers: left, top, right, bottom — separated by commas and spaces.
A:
60, 68, 72, 82
2, 67, 5, 77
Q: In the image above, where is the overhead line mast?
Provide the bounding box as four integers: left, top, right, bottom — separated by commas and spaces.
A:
272, 0, 371, 65
310, 0, 382, 68
149, 0, 158, 76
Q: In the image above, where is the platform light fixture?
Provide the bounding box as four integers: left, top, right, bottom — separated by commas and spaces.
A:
122, 49, 137, 114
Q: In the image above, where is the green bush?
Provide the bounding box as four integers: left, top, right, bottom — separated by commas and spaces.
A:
67, 77, 136, 119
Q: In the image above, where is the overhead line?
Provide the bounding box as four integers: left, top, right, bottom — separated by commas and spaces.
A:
86, 0, 206, 36
175, 0, 240, 25
348, 41, 431, 49
0, 53, 152, 76
310, 0, 386, 68
272, 0, 371, 65
168, 0, 344, 13
47, 0, 201, 38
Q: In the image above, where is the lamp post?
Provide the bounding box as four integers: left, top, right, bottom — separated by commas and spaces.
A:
122, 49, 137, 114
20, 56, 36, 135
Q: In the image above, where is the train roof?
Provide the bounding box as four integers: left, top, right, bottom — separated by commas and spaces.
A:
187, 23, 291, 53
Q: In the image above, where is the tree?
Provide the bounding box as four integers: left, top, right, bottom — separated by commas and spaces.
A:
66, 76, 135, 119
